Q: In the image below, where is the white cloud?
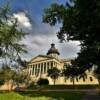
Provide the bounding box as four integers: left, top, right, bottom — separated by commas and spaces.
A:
20, 33, 80, 60
13, 12, 32, 32
10, 12, 80, 60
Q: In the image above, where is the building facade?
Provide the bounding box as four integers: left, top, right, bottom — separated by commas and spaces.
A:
27, 43, 99, 85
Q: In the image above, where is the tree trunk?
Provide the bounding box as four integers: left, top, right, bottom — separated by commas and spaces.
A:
7, 80, 11, 91
11, 80, 15, 91
98, 79, 100, 86
54, 79, 56, 85
72, 77, 75, 89
97, 75, 100, 88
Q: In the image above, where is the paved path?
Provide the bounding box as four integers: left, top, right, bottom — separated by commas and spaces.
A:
19, 89, 100, 100
82, 90, 100, 100
29, 89, 100, 92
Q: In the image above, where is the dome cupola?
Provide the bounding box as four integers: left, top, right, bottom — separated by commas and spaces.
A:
47, 43, 60, 58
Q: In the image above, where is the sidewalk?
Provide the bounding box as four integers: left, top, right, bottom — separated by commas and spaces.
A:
82, 90, 100, 100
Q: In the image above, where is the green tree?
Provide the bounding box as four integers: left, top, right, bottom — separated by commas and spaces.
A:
63, 65, 76, 88
0, 66, 16, 91
62, 60, 87, 88
0, 4, 27, 66
14, 71, 31, 87
47, 67, 60, 85
43, 0, 100, 80
0, 65, 30, 90
94, 67, 100, 86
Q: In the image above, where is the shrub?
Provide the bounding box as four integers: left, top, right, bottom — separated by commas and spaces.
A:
27, 81, 35, 89
0, 80, 5, 85
37, 78, 49, 85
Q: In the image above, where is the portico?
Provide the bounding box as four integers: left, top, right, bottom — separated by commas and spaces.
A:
28, 57, 60, 77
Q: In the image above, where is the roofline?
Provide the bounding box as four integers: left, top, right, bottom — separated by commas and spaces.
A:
29, 54, 61, 63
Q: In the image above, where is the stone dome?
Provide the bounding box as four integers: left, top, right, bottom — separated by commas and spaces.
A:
47, 43, 60, 55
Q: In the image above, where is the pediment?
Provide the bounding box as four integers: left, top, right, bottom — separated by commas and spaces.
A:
30, 55, 52, 63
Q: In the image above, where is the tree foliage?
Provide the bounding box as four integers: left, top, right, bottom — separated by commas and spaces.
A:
0, 4, 27, 66
0, 65, 30, 90
62, 60, 87, 87
47, 67, 60, 85
43, 0, 100, 73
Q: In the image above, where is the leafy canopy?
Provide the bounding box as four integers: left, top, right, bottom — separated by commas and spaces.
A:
43, 0, 100, 72
0, 4, 28, 66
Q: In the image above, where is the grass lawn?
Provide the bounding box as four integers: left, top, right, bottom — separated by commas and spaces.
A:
0, 91, 85, 100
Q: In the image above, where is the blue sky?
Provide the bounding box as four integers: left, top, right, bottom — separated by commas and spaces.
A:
0, 0, 80, 60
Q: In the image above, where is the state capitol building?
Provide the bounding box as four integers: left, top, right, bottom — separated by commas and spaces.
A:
26, 43, 99, 85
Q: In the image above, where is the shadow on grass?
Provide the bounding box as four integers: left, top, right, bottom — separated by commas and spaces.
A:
18, 91, 84, 100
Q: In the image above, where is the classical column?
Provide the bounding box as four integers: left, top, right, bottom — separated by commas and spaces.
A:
33, 65, 35, 75
52, 61, 54, 68
49, 61, 51, 69
51, 61, 53, 69
43, 62, 45, 73
31, 68, 33, 76
34, 64, 35, 76
34, 65, 35, 75
37, 64, 39, 76
42, 63, 44, 74
46, 62, 48, 73
31, 65, 33, 76
54, 62, 56, 67
44, 62, 46, 73
32, 64, 33, 75
49, 61, 50, 69
40, 63, 41, 76
28, 66, 30, 75
55, 62, 57, 67
47, 62, 49, 71
29, 65, 31, 76
38, 63, 40, 76
35, 64, 37, 76
44, 62, 47, 73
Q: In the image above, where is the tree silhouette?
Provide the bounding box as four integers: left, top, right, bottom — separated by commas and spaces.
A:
43, 0, 100, 82
47, 67, 60, 85
62, 60, 87, 88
